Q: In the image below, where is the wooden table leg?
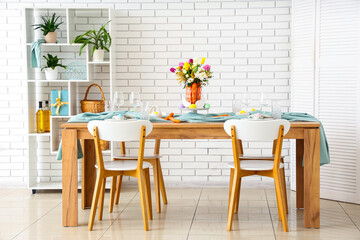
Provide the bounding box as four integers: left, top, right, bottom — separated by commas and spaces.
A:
304, 128, 320, 228
296, 139, 304, 209
62, 129, 78, 227
81, 139, 96, 209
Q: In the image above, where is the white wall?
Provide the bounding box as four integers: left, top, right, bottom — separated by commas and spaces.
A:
0, 0, 292, 187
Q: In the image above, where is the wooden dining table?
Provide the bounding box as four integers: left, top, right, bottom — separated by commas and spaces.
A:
61, 121, 320, 228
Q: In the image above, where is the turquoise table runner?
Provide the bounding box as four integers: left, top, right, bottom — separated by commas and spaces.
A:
57, 111, 329, 165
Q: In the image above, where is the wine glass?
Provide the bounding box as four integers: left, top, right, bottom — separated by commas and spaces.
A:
260, 92, 270, 111
129, 92, 141, 111
112, 91, 124, 111
241, 93, 252, 112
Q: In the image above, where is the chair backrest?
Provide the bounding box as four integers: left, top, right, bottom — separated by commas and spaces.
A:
87, 120, 152, 171
224, 119, 290, 141
87, 120, 153, 141
224, 119, 290, 171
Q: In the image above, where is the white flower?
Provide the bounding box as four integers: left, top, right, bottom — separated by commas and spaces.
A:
188, 78, 194, 83
186, 74, 189, 78
183, 69, 187, 73
193, 57, 199, 65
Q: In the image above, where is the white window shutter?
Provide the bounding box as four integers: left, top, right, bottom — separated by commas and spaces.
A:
317, 0, 360, 203
292, 0, 360, 203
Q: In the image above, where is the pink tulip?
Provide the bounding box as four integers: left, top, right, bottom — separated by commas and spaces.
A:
179, 62, 184, 67
170, 67, 176, 73
189, 59, 193, 64
203, 65, 211, 70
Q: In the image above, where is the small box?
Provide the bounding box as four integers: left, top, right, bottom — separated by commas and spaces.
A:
51, 90, 69, 116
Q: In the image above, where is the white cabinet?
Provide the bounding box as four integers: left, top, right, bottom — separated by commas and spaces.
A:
291, 0, 360, 203
24, 8, 115, 190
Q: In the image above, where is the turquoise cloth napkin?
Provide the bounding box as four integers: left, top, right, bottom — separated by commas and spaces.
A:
31, 39, 45, 68
57, 111, 330, 165
56, 139, 84, 160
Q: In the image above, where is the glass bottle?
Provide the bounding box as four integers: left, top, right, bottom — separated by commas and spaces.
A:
43, 100, 51, 132
36, 101, 45, 133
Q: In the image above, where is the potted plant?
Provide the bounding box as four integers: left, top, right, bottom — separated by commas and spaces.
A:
41, 54, 66, 80
33, 13, 63, 43
71, 21, 111, 62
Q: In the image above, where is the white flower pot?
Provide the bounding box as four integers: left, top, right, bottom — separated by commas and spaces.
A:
93, 49, 104, 62
45, 67, 59, 80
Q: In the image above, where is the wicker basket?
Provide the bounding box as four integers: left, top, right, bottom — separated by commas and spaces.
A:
80, 84, 105, 113
80, 84, 109, 150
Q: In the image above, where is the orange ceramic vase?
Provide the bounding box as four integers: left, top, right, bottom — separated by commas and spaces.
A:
186, 83, 202, 104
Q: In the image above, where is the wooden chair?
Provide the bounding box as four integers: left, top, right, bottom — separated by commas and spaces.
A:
224, 119, 290, 232
87, 120, 153, 231
109, 141, 167, 214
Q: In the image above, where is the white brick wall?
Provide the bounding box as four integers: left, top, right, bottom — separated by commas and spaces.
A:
0, 0, 291, 188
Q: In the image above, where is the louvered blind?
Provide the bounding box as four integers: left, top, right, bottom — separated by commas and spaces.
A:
290, 0, 316, 189
317, 0, 360, 203
292, 0, 360, 203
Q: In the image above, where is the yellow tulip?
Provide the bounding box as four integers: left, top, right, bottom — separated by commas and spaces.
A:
201, 57, 206, 65
184, 62, 190, 70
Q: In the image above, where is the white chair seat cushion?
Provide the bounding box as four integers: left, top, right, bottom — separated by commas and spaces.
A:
96, 160, 152, 171
227, 160, 284, 171
239, 155, 284, 160
114, 154, 161, 160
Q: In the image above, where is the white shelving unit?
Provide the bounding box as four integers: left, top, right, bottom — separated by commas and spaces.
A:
24, 8, 115, 192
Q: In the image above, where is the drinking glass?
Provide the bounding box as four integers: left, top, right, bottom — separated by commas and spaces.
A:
104, 100, 111, 112
139, 101, 150, 120
260, 92, 270, 111
112, 91, 124, 111
241, 93, 252, 112
271, 100, 282, 119
129, 92, 141, 111
232, 100, 242, 113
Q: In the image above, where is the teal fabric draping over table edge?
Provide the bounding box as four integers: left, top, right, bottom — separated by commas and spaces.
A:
56, 111, 330, 165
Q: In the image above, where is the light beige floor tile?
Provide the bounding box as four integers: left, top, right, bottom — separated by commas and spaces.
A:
100, 234, 188, 240
188, 234, 276, 240
102, 219, 192, 236
190, 220, 274, 236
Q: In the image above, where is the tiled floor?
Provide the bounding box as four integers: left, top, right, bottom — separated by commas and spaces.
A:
0, 187, 360, 240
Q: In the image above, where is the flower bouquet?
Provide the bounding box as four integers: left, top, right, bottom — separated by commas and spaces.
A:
170, 57, 212, 104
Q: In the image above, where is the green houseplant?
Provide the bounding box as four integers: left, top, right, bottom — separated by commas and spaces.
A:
33, 13, 63, 43
71, 21, 111, 62
41, 54, 66, 80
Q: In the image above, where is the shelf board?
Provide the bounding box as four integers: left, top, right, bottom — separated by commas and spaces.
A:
88, 61, 110, 65
28, 79, 89, 83
51, 115, 72, 119
26, 43, 82, 47
28, 132, 51, 136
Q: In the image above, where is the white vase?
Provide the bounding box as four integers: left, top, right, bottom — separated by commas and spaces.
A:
45, 67, 59, 80
44, 32, 57, 43
93, 49, 104, 62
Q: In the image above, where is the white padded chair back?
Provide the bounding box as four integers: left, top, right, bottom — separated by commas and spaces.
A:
224, 119, 290, 141
87, 120, 153, 142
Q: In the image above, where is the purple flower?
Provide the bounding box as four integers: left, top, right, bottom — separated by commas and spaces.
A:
170, 67, 176, 73
189, 59, 193, 64
203, 65, 211, 70
179, 62, 184, 67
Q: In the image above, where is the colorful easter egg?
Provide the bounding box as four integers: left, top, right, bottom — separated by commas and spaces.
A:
189, 104, 197, 109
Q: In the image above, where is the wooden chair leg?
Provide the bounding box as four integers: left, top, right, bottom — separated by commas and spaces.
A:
274, 173, 289, 232
234, 177, 241, 214
152, 160, 161, 213
158, 160, 168, 205
280, 168, 288, 214
98, 177, 106, 221
115, 175, 123, 205
228, 168, 234, 216
138, 171, 149, 231
109, 176, 117, 213
88, 173, 103, 231
227, 170, 240, 231
144, 168, 153, 220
